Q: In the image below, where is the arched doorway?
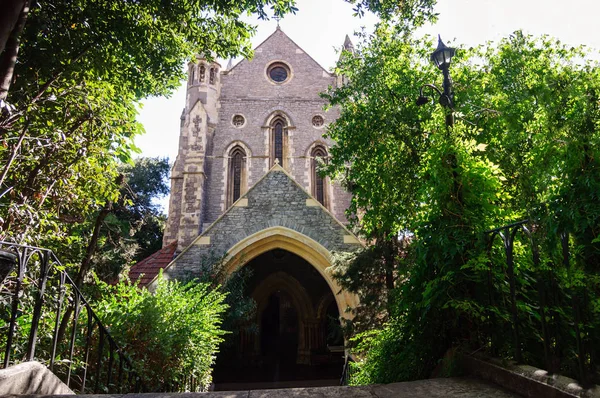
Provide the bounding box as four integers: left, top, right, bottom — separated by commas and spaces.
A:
213, 249, 345, 389
218, 226, 358, 318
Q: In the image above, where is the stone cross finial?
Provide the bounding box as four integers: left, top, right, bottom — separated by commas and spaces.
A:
274, 158, 280, 165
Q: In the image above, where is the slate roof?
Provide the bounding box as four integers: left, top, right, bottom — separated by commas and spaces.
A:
128, 241, 177, 286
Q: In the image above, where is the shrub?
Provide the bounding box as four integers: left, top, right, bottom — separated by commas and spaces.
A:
94, 272, 228, 391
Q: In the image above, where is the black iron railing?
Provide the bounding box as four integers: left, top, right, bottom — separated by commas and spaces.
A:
340, 355, 354, 386
484, 220, 594, 385
0, 241, 144, 393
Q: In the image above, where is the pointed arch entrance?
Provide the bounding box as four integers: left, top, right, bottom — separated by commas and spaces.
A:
213, 227, 357, 388
220, 226, 358, 317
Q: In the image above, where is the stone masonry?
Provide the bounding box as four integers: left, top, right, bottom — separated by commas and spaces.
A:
163, 27, 354, 252
163, 166, 360, 280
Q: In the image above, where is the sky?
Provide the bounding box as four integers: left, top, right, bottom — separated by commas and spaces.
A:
135, 0, 600, 162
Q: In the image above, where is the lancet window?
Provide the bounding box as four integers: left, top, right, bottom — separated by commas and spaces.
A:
228, 146, 246, 205
311, 146, 328, 206
273, 121, 284, 166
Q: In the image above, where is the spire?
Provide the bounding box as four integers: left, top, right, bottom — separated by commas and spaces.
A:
343, 35, 355, 53
226, 58, 233, 70
338, 34, 355, 64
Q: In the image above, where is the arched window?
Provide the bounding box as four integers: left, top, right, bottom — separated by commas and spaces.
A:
273, 121, 284, 166
311, 146, 328, 206
189, 65, 196, 85
228, 146, 246, 205
199, 65, 206, 82
209, 68, 216, 84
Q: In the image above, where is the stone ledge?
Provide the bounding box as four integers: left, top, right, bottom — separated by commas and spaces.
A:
0, 361, 73, 395
462, 353, 600, 398
234, 198, 248, 207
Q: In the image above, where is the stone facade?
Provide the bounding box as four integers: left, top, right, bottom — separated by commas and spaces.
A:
163, 166, 361, 280
155, 30, 362, 373
163, 27, 353, 251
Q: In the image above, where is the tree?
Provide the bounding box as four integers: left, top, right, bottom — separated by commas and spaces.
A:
325, 25, 600, 383
348, 0, 437, 27
0, 0, 298, 284
0, 0, 299, 102
93, 157, 170, 281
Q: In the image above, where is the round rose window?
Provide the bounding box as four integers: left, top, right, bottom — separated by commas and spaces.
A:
232, 114, 245, 127
267, 62, 290, 83
312, 115, 324, 127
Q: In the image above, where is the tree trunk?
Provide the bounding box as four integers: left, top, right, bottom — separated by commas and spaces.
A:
57, 202, 113, 344
0, 0, 29, 101
0, 0, 26, 56
56, 174, 123, 343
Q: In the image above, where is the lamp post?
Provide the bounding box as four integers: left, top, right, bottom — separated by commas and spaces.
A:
417, 35, 462, 205
417, 35, 456, 127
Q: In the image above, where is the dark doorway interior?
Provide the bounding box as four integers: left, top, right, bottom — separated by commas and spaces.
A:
213, 249, 344, 390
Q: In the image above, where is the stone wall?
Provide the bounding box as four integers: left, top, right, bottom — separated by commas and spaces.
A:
164, 27, 353, 250
164, 168, 360, 279
202, 28, 351, 228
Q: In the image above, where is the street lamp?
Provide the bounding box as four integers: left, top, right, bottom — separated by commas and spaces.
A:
417, 35, 456, 127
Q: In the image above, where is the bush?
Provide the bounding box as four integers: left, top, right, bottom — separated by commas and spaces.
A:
94, 272, 228, 391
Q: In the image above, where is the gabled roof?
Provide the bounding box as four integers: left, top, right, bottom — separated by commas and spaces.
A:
128, 241, 177, 286
228, 27, 332, 76
192, 163, 359, 244
149, 164, 363, 286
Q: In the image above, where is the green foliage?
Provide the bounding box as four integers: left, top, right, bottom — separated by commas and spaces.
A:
331, 232, 407, 335
348, 0, 437, 30
93, 157, 170, 281
94, 272, 228, 391
0, 0, 297, 288
326, 25, 600, 384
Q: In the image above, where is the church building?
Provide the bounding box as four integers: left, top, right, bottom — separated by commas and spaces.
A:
129, 27, 361, 386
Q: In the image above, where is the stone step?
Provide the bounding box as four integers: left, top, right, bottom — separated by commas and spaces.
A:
4, 377, 520, 398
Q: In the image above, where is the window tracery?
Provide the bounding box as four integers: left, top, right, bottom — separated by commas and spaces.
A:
209, 68, 216, 84
312, 115, 324, 127
199, 65, 206, 82
232, 115, 245, 127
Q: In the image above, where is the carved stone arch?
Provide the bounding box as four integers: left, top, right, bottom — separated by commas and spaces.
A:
198, 64, 206, 82
305, 140, 329, 157
188, 63, 196, 85
261, 108, 295, 127
251, 271, 317, 365
261, 111, 292, 169
316, 293, 335, 321
221, 226, 358, 320
306, 142, 329, 208
252, 271, 316, 322
223, 140, 252, 158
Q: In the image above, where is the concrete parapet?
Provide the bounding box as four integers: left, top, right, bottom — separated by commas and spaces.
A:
462, 354, 600, 398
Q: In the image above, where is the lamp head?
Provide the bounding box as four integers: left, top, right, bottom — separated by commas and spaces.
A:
430, 35, 455, 70
416, 96, 430, 106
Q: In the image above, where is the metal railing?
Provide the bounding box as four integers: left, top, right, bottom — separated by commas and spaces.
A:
0, 241, 144, 393
340, 355, 354, 386
484, 220, 594, 385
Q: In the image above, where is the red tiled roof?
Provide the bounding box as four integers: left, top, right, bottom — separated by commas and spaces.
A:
128, 241, 177, 286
